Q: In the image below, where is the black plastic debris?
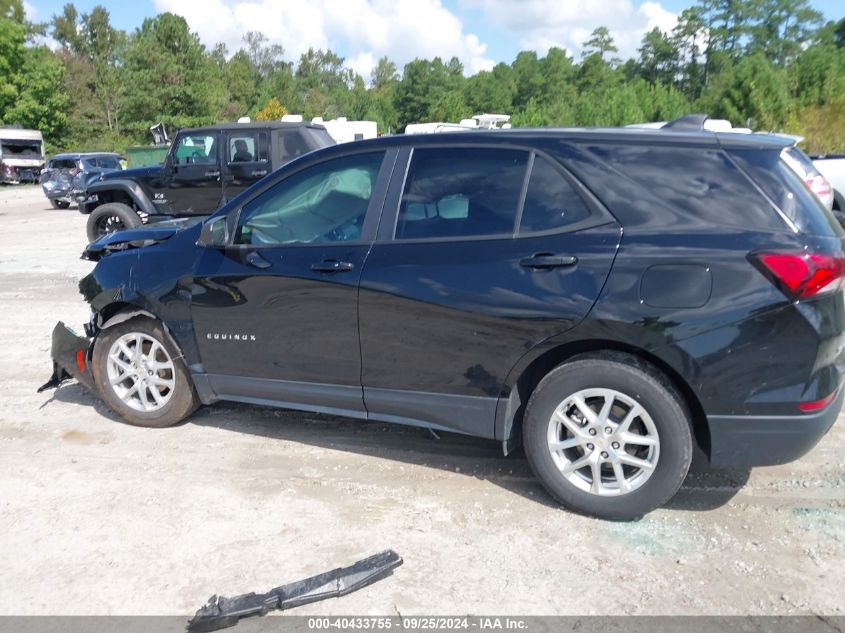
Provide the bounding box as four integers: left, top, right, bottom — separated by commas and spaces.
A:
187, 550, 403, 632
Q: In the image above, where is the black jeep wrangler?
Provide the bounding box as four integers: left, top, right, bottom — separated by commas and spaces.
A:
80, 121, 334, 242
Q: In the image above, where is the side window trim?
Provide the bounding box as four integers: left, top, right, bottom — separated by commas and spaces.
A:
512, 152, 535, 238
225, 147, 398, 248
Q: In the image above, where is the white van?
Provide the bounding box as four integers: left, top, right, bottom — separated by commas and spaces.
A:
0, 128, 45, 184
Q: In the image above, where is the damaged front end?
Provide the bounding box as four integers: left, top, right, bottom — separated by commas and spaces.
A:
37, 321, 96, 393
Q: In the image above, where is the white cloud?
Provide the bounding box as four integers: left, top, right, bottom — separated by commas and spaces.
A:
152, 0, 494, 78
22, 1, 36, 20
466, 0, 678, 61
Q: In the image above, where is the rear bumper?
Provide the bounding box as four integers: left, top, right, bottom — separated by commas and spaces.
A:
707, 388, 843, 467
37, 322, 95, 393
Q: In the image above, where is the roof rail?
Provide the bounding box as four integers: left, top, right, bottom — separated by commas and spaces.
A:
662, 114, 709, 131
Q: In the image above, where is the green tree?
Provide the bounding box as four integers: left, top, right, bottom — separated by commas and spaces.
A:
582, 27, 619, 65
121, 13, 225, 134
638, 27, 678, 85
749, 0, 823, 65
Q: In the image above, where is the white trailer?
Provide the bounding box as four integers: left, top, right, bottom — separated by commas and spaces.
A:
0, 128, 45, 184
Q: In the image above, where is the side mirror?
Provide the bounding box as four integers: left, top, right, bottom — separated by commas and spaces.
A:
198, 215, 230, 248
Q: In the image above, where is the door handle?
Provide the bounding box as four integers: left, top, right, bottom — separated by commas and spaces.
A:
250, 170, 268, 177
311, 259, 354, 273
519, 253, 578, 269
245, 251, 272, 269
205, 170, 221, 178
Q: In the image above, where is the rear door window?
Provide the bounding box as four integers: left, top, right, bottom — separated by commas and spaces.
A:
228, 131, 270, 164
729, 148, 843, 237
519, 155, 592, 234
395, 148, 528, 240
97, 156, 122, 169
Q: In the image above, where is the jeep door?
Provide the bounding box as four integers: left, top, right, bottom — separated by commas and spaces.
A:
154, 131, 224, 214
222, 129, 271, 203
191, 148, 396, 414
357, 145, 621, 438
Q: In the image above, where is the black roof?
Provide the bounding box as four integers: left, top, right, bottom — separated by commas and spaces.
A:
342, 126, 795, 152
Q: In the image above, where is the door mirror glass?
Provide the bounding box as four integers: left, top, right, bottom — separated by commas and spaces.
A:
198, 215, 229, 247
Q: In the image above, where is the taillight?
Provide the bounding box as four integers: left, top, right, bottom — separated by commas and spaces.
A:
799, 389, 838, 413
750, 252, 845, 300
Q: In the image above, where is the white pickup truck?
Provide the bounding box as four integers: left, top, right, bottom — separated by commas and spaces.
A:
812, 156, 845, 211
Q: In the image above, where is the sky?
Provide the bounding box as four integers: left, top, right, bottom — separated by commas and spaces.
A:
23, 0, 845, 78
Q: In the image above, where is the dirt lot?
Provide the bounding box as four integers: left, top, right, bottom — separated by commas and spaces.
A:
0, 185, 843, 617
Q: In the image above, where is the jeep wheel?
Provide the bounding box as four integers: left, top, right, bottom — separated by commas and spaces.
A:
50, 199, 71, 209
523, 353, 692, 520
92, 317, 199, 428
86, 202, 141, 242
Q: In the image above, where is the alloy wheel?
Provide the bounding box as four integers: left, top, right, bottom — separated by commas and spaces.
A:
546, 387, 660, 496
106, 332, 176, 412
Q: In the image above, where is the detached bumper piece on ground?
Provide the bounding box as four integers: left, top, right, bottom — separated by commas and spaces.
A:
37, 322, 95, 393
187, 550, 403, 632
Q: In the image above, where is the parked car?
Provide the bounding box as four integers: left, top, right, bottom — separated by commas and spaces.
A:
0, 127, 44, 184
79, 120, 335, 242
39, 153, 124, 209
812, 155, 845, 212
42, 116, 845, 519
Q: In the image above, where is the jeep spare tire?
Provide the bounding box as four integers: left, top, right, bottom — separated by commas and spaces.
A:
87, 202, 142, 242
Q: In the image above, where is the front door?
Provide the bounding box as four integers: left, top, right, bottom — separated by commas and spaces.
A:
154, 131, 224, 214
191, 149, 395, 414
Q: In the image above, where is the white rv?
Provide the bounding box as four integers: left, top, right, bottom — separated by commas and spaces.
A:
404, 113, 512, 135
0, 128, 45, 184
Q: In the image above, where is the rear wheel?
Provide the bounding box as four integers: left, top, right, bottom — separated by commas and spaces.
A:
523, 354, 692, 520
86, 202, 141, 242
92, 317, 198, 428
50, 198, 71, 209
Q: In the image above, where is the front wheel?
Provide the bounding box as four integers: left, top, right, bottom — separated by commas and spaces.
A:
523, 353, 692, 520
50, 198, 71, 209
86, 202, 141, 242
92, 317, 198, 427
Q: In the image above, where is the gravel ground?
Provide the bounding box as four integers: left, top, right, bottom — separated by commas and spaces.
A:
0, 184, 843, 616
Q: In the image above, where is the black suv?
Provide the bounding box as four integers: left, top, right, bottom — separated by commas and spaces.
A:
80, 121, 334, 241
42, 116, 845, 519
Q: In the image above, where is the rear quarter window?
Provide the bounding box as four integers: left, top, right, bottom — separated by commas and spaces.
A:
729, 148, 843, 237
585, 144, 783, 232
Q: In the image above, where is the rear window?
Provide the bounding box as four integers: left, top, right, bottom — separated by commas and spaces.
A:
586, 144, 782, 231
97, 156, 122, 169
50, 159, 77, 169
730, 149, 843, 237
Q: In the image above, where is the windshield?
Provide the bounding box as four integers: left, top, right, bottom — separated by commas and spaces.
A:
1, 140, 42, 158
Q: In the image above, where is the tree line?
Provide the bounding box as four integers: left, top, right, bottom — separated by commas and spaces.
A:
1, 0, 843, 154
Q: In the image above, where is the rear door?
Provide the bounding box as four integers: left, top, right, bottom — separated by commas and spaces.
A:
358, 145, 621, 438
222, 129, 271, 202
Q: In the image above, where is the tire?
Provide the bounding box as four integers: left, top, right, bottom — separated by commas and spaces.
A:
522, 353, 692, 520
50, 198, 70, 209
86, 202, 141, 242
92, 317, 199, 428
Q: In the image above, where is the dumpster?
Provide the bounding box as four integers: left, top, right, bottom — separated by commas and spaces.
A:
125, 144, 169, 168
